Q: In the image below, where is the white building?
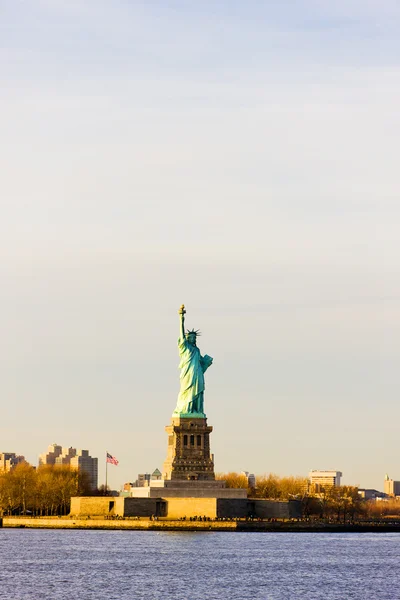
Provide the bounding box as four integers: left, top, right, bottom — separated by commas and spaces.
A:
309, 470, 342, 489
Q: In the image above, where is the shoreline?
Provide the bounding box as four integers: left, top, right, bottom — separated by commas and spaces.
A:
3, 517, 400, 533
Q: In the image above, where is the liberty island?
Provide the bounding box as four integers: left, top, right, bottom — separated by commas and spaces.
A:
1, 305, 399, 530
3, 305, 303, 524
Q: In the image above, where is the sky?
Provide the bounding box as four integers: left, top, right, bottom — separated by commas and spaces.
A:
1, 0, 399, 491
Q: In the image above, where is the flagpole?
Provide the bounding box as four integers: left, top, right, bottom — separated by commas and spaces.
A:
105, 451, 108, 496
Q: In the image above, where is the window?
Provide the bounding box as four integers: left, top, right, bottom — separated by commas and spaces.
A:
183, 435, 188, 446
197, 435, 201, 447
190, 435, 195, 446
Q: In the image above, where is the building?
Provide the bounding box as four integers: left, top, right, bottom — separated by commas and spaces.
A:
38, 444, 62, 466
70, 450, 98, 491
151, 468, 162, 481
55, 447, 77, 465
38, 444, 77, 466
384, 475, 400, 497
136, 473, 151, 487
0, 452, 26, 472
38, 444, 98, 490
358, 489, 387, 501
135, 469, 163, 487
242, 471, 256, 488
123, 469, 164, 495
309, 470, 342, 490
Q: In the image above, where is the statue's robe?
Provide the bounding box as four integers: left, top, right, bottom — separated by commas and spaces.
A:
173, 337, 213, 415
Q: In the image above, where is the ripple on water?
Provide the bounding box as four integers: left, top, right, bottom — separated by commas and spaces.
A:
0, 530, 398, 600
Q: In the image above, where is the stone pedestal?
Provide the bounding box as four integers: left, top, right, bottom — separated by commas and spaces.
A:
163, 416, 215, 481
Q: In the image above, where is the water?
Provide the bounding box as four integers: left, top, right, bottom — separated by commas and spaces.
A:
0, 530, 399, 600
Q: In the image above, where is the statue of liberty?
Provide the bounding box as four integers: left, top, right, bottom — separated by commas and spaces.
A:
173, 304, 213, 416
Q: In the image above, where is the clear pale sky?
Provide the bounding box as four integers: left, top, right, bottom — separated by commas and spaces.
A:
1, 1, 399, 491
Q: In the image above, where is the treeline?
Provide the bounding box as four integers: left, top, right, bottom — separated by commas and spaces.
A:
217, 472, 308, 499
217, 472, 365, 522
0, 463, 92, 516
302, 485, 363, 521
365, 499, 400, 518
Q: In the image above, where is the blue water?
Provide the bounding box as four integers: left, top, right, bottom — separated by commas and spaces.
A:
0, 530, 399, 599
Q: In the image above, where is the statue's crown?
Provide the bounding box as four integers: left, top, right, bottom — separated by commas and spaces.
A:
186, 328, 201, 337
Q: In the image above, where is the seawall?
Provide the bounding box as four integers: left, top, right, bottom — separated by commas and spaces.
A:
3, 517, 400, 533
2, 517, 236, 531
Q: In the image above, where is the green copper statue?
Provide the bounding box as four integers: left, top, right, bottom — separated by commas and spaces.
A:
173, 304, 213, 417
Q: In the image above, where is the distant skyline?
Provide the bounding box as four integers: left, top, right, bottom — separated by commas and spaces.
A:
1, 1, 399, 491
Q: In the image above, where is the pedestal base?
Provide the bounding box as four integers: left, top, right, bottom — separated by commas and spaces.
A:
163, 416, 215, 481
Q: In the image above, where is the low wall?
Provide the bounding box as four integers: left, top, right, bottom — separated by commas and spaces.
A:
70, 496, 300, 520
288, 500, 302, 519
166, 498, 217, 519
251, 500, 290, 520
70, 497, 120, 517
250, 499, 302, 520
217, 499, 249, 518
123, 498, 166, 518
71, 497, 166, 518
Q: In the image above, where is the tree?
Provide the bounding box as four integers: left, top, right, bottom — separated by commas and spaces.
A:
215, 472, 308, 500
302, 485, 365, 522
252, 474, 308, 500
216, 472, 249, 491
2, 462, 36, 515
0, 463, 95, 516
94, 484, 111, 496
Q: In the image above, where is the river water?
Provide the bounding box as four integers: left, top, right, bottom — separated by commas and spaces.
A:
0, 529, 398, 599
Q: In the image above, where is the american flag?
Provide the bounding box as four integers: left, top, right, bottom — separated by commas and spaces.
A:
106, 452, 119, 466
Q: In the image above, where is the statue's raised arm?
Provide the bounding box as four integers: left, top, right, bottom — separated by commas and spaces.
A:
178, 304, 186, 341
173, 304, 213, 417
